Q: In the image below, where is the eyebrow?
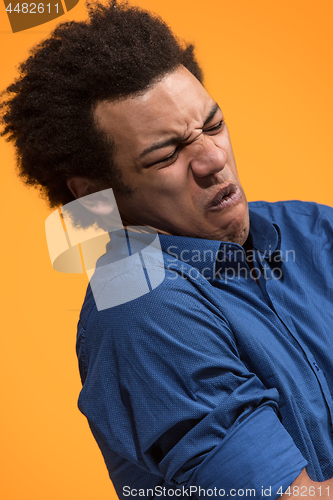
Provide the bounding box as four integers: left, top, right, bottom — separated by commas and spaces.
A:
139, 102, 221, 159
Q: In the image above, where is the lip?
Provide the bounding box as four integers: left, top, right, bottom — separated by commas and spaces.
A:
207, 182, 241, 211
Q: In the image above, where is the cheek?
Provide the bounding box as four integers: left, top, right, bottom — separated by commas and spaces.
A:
149, 162, 188, 192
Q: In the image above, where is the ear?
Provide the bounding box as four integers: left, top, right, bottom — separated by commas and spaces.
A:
66, 177, 115, 215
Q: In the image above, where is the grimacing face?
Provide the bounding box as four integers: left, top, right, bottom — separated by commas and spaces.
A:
93, 66, 249, 245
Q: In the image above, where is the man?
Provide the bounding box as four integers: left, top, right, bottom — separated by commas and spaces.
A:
1, 1, 332, 498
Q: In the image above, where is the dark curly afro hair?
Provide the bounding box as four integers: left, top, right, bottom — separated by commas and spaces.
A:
0, 0, 203, 210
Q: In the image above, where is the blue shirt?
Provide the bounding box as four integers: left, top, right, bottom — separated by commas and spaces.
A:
77, 200, 333, 499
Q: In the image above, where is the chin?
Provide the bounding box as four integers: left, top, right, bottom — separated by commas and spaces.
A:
223, 208, 250, 246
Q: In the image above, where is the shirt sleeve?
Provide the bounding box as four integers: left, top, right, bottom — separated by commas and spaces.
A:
77, 270, 307, 499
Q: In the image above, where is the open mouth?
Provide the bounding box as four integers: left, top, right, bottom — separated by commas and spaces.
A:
208, 183, 240, 211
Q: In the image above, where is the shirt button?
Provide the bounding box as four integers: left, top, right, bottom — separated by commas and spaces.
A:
225, 250, 234, 261
313, 362, 320, 371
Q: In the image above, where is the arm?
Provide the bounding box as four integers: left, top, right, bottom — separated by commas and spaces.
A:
281, 470, 333, 500
78, 266, 309, 497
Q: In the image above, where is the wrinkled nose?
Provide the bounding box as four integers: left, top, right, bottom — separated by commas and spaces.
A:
189, 136, 227, 177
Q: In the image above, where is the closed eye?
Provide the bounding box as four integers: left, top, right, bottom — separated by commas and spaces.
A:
159, 120, 224, 163
156, 147, 179, 166
204, 119, 225, 134
147, 119, 224, 167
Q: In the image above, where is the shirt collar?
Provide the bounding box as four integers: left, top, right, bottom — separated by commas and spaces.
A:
159, 233, 222, 278
104, 210, 282, 280
159, 209, 282, 280
249, 210, 281, 256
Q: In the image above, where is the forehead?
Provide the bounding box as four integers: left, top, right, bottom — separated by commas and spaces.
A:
93, 66, 216, 158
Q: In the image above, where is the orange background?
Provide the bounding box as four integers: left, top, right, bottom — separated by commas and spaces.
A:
0, 1, 332, 498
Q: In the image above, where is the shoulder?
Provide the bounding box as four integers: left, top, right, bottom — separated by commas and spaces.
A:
249, 199, 332, 217
249, 200, 333, 231
80, 263, 228, 339
77, 246, 234, 378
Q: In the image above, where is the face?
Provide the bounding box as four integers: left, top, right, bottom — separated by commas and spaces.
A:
94, 66, 249, 244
